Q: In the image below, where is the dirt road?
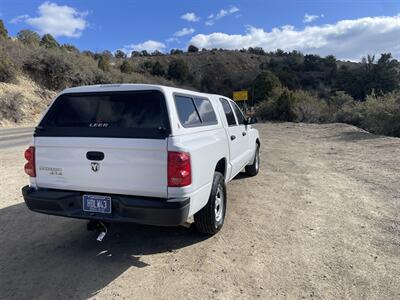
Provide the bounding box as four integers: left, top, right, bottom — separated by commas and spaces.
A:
0, 123, 399, 299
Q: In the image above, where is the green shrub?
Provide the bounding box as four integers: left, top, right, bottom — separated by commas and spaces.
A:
61, 44, 80, 53
69, 52, 110, 86
168, 59, 189, 81
188, 45, 199, 53
255, 87, 296, 121
252, 71, 282, 103
23, 49, 74, 90
120, 61, 133, 74
98, 55, 110, 72
17, 30, 40, 46
274, 90, 296, 121
114, 50, 126, 59
292, 90, 328, 123
255, 98, 275, 120
326, 91, 354, 121
0, 50, 17, 83
201, 73, 217, 93
131, 51, 141, 57
141, 50, 150, 57
23, 46, 126, 89
334, 100, 364, 126
361, 92, 400, 137
152, 50, 164, 56
40, 34, 60, 48
256, 87, 329, 123
170, 49, 184, 55
0, 91, 24, 122
333, 91, 400, 137
92, 69, 112, 84
151, 61, 165, 76
142, 61, 154, 71
0, 19, 8, 39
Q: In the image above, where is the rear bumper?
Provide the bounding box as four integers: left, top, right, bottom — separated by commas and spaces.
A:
22, 186, 190, 226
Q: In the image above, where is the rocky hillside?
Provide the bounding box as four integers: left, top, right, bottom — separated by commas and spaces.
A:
130, 50, 268, 95
0, 76, 55, 127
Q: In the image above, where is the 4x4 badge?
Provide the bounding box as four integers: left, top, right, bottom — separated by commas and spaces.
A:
91, 162, 100, 172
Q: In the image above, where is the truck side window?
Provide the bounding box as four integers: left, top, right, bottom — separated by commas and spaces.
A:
174, 95, 202, 127
231, 102, 245, 125
194, 98, 218, 125
219, 98, 237, 126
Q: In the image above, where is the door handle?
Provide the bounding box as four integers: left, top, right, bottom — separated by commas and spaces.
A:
242, 132, 247, 136
86, 151, 105, 161
230, 135, 236, 141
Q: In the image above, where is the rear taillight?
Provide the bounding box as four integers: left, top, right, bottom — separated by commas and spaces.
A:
168, 151, 191, 187
24, 146, 36, 177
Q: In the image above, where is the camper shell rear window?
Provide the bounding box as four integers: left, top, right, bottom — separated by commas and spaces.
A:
35, 90, 171, 139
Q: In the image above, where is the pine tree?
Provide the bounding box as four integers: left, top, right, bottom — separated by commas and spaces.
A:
0, 20, 8, 39
40, 34, 60, 48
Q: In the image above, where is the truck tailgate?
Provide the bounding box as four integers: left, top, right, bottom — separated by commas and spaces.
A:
32, 89, 171, 198
35, 137, 168, 198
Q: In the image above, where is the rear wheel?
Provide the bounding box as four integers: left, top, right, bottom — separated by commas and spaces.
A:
245, 144, 260, 176
194, 172, 226, 235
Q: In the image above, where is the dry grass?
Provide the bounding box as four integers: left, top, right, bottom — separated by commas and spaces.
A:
0, 75, 56, 127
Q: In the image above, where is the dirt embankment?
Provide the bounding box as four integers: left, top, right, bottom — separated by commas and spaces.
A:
0, 76, 56, 127
0, 122, 399, 299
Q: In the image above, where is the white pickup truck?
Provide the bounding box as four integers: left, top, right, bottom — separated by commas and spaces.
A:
22, 84, 260, 235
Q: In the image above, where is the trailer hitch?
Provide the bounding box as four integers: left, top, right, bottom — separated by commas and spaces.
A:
87, 221, 109, 242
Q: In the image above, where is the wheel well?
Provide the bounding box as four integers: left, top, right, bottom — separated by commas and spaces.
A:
215, 158, 226, 177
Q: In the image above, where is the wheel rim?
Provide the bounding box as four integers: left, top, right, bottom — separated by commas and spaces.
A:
214, 185, 224, 223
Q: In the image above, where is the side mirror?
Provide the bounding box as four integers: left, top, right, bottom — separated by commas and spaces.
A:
246, 117, 258, 125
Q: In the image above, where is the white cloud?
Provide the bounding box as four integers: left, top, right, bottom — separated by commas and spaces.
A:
190, 15, 400, 61
181, 12, 200, 22
216, 6, 239, 20
23, 2, 87, 37
174, 27, 195, 37
123, 40, 166, 53
10, 14, 29, 24
303, 13, 324, 23
205, 20, 215, 26
166, 37, 180, 44
206, 6, 240, 26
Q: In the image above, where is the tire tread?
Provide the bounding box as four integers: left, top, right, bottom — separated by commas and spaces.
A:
194, 172, 225, 235
245, 145, 259, 176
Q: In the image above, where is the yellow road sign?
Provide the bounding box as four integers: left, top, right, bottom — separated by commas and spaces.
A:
233, 90, 248, 102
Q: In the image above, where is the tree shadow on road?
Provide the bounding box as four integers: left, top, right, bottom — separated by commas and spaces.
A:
0, 203, 208, 299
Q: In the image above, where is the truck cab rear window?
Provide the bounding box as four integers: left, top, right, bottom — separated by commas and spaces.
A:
174, 95, 202, 127
174, 95, 217, 127
194, 98, 218, 125
37, 90, 170, 139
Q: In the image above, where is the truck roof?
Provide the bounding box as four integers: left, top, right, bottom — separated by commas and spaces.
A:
61, 83, 219, 99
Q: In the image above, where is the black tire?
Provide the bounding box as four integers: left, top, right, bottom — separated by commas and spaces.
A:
245, 144, 260, 176
194, 172, 226, 235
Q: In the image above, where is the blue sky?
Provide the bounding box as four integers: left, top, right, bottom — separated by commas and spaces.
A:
1, 0, 400, 61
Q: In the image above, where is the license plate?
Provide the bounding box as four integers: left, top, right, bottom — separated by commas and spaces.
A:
82, 195, 112, 214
